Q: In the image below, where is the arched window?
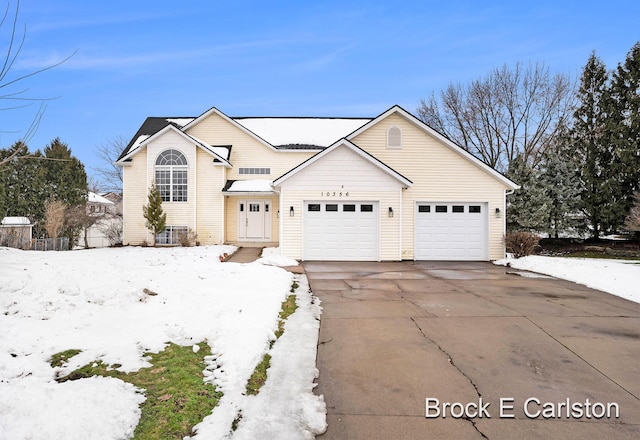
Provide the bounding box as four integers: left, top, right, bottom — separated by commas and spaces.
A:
155, 149, 188, 202
387, 126, 402, 149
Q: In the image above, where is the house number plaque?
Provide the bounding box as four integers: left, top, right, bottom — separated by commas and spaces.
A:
320, 192, 349, 197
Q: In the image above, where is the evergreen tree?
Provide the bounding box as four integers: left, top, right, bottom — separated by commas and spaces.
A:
610, 42, 640, 227
506, 154, 548, 232
43, 138, 87, 207
570, 52, 616, 239
538, 145, 585, 238
143, 183, 166, 246
0, 139, 87, 241
0, 142, 47, 235
43, 138, 88, 247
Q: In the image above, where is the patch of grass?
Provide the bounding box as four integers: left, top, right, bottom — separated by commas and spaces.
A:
50, 349, 82, 368
246, 353, 271, 396
565, 251, 640, 261
57, 342, 222, 440
246, 290, 299, 396
290, 280, 299, 293
275, 294, 298, 339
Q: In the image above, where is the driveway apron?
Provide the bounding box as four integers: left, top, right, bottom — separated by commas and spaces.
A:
305, 261, 640, 440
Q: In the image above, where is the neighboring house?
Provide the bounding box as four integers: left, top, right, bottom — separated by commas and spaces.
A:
0, 217, 33, 250
100, 192, 123, 215
116, 105, 518, 261
83, 192, 121, 248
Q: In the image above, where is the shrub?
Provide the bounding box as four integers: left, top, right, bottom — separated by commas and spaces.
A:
505, 231, 540, 258
178, 228, 198, 247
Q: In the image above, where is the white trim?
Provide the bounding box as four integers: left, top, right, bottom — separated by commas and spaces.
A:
117, 124, 231, 167
193, 149, 197, 233
398, 187, 403, 261
182, 107, 280, 152
273, 139, 412, 188
237, 199, 272, 241
347, 105, 519, 190
221, 167, 226, 244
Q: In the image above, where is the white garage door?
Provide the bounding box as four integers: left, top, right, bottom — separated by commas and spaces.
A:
303, 201, 378, 261
415, 202, 488, 260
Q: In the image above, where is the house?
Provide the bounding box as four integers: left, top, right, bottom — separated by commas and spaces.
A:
116, 105, 518, 261
82, 192, 122, 248
0, 216, 33, 250
99, 192, 123, 216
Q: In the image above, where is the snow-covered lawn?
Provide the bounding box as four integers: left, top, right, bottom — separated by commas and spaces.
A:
495, 255, 640, 304
0, 246, 326, 439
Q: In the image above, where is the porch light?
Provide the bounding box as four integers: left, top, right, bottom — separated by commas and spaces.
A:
495, 207, 501, 217
289, 206, 295, 217
388, 207, 394, 218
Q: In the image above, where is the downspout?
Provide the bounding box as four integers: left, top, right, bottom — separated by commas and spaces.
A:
193, 150, 197, 234
221, 165, 226, 244
279, 187, 285, 255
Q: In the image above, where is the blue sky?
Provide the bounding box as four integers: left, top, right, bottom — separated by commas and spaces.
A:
2, 0, 639, 185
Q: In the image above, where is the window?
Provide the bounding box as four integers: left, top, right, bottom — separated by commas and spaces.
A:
326, 204, 338, 212
435, 205, 448, 213
418, 205, 430, 213
387, 126, 402, 149
239, 167, 270, 175
155, 149, 188, 202
360, 204, 373, 212
156, 226, 188, 245
469, 205, 482, 213
452, 206, 464, 213
249, 203, 260, 212
308, 204, 321, 211
343, 204, 356, 212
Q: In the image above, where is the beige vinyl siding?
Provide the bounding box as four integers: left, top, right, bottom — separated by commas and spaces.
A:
225, 196, 280, 243
351, 113, 509, 260
145, 131, 196, 237
185, 113, 314, 179
277, 146, 404, 261
196, 149, 225, 244
122, 153, 149, 245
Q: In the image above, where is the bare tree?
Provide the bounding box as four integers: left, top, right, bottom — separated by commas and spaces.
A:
0, 0, 75, 163
93, 136, 125, 193
99, 216, 123, 246
44, 198, 66, 239
65, 203, 100, 248
417, 62, 575, 172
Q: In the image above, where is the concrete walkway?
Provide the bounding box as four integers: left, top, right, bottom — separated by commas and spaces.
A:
305, 261, 640, 439
225, 247, 263, 263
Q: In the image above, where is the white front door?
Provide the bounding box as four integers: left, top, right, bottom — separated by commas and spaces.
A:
238, 200, 271, 241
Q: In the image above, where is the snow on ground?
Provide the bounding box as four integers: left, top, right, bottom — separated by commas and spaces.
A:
0, 246, 325, 439
495, 255, 640, 304
258, 247, 299, 267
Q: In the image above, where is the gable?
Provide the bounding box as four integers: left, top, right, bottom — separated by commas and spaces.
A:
275, 142, 410, 191
117, 123, 230, 166
348, 107, 518, 190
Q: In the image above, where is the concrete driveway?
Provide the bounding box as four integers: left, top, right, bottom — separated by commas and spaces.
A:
305, 261, 640, 439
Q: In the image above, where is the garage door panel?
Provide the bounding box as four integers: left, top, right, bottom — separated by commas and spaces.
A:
304, 201, 378, 261
415, 202, 488, 261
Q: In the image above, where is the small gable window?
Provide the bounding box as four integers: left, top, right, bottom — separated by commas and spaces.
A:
387, 126, 402, 149
155, 149, 188, 202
